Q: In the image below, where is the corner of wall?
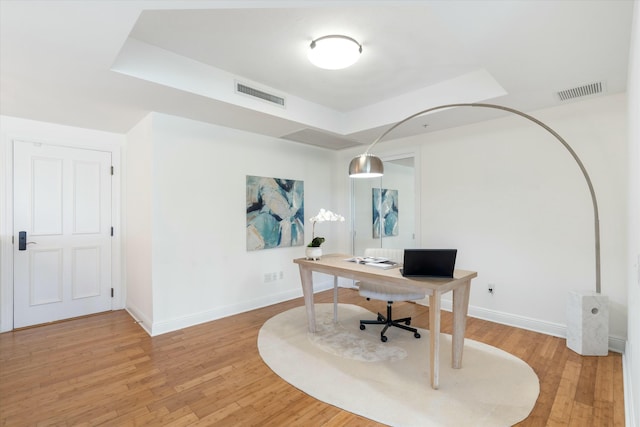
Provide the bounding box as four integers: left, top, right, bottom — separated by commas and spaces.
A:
623, 340, 638, 427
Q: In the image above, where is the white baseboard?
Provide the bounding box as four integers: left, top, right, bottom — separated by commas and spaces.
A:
128, 277, 626, 353
433, 300, 626, 354
123, 275, 341, 337
125, 303, 152, 336
124, 283, 350, 337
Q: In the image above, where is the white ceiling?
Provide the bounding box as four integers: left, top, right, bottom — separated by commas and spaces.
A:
0, 1, 634, 150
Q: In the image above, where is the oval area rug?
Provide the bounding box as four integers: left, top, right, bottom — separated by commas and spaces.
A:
258, 303, 539, 427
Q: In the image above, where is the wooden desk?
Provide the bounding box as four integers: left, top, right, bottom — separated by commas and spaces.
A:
294, 253, 477, 389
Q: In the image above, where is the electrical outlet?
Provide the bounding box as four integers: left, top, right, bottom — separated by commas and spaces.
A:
488, 283, 496, 294
265, 272, 282, 283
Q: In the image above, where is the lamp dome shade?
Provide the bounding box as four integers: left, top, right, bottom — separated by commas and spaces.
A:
349, 153, 384, 178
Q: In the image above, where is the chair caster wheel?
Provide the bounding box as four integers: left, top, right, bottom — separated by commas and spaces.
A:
377, 316, 384, 321
406, 320, 411, 325
414, 332, 421, 339
360, 324, 366, 330
381, 335, 388, 342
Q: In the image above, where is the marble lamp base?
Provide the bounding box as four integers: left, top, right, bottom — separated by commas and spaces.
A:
566, 290, 609, 356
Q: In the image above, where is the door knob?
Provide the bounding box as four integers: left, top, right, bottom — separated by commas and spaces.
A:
18, 231, 36, 250
18, 232, 38, 251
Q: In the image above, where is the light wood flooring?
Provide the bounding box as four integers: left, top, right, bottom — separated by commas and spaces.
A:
0, 288, 625, 426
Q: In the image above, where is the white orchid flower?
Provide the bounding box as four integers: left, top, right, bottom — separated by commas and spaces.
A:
310, 208, 345, 223
309, 208, 345, 244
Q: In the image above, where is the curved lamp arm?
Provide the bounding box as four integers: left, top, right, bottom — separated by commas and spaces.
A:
349, 102, 601, 294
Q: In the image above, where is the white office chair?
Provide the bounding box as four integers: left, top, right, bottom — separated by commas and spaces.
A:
358, 248, 426, 342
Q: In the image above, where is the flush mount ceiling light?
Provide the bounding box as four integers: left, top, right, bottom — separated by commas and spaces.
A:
308, 35, 362, 70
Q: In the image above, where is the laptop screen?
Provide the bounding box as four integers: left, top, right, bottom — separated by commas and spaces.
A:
401, 249, 457, 278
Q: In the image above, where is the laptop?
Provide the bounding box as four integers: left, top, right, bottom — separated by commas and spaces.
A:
400, 249, 457, 278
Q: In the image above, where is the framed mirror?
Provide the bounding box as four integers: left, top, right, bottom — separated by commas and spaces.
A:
351, 154, 420, 255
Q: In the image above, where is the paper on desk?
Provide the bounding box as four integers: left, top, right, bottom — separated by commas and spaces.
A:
344, 257, 400, 269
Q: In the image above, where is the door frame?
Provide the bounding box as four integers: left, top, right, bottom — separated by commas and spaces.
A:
350, 147, 422, 255
0, 117, 124, 332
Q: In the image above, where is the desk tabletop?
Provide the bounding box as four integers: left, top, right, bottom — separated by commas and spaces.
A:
294, 253, 477, 294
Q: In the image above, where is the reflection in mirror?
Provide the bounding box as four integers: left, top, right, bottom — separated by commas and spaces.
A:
352, 156, 417, 255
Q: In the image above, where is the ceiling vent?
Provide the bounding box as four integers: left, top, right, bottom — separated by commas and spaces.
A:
281, 128, 361, 150
236, 82, 285, 107
557, 81, 605, 101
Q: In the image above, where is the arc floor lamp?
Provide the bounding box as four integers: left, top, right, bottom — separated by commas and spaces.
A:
348, 103, 608, 355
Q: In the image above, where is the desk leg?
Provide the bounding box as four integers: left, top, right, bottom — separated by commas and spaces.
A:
452, 279, 471, 369
429, 291, 441, 389
298, 265, 316, 333
333, 276, 338, 323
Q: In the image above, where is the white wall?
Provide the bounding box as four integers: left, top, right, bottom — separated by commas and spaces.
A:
339, 94, 628, 350
130, 113, 340, 335
0, 115, 125, 332
124, 114, 155, 333
625, 2, 639, 426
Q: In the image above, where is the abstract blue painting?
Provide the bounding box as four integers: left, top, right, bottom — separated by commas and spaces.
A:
372, 188, 398, 238
246, 175, 304, 251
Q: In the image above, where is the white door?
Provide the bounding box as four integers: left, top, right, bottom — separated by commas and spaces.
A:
13, 140, 112, 328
